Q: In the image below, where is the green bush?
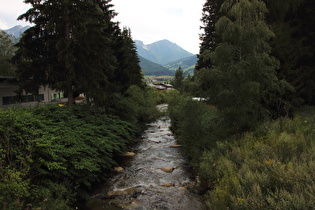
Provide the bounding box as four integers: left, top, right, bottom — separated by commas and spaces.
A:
0, 104, 137, 208
108, 86, 161, 133
168, 94, 219, 165
199, 107, 315, 209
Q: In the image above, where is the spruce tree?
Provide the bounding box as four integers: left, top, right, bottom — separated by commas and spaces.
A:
112, 27, 144, 93
13, 0, 117, 106
196, 0, 224, 71
264, 0, 315, 105
0, 31, 16, 76
172, 66, 184, 92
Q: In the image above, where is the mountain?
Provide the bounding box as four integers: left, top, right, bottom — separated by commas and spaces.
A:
139, 56, 174, 76
164, 55, 198, 75
135, 39, 194, 65
4, 25, 30, 38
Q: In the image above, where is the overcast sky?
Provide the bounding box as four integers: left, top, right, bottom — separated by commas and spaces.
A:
0, 0, 205, 54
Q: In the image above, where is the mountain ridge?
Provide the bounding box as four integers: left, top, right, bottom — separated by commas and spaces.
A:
2, 25, 194, 76
135, 39, 194, 65
139, 55, 174, 76
3, 25, 30, 37
164, 55, 198, 75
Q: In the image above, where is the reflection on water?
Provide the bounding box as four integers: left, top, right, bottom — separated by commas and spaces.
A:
83, 104, 206, 209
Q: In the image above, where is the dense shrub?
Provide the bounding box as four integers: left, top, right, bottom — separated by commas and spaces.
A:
199, 107, 315, 209
108, 86, 161, 133
168, 93, 219, 165
0, 105, 137, 209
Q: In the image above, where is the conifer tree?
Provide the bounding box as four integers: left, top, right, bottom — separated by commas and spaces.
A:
196, 0, 224, 71
172, 66, 184, 92
264, 0, 315, 105
112, 27, 144, 93
13, 0, 117, 106
206, 0, 292, 133
0, 31, 16, 76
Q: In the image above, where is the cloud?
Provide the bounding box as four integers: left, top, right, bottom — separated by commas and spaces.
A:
0, 0, 31, 29
0, 19, 8, 29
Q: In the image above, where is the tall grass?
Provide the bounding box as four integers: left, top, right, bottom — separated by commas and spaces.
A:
200, 106, 315, 209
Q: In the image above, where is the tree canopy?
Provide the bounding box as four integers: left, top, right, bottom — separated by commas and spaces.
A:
0, 30, 16, 76
13, 0, 143, 106
196, 0, 315, 107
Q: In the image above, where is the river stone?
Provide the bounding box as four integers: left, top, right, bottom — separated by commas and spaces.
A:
159, 126, 169, 129
114, 166, 124, 172
121, 152, 136, 157
160, 167, 177, 172
169, 145, 182, 148
162, 183, 175, 187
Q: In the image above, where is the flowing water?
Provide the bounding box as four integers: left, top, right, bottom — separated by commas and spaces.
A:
83, 104, 207, 210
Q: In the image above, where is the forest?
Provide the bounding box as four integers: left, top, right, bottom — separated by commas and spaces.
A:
0, 0, 314, 209
170, 0, 315, 209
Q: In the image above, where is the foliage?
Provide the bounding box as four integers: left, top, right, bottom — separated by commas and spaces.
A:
196, 0, 224, 71
0, 30, 16, 76
199, 106, 315, 209
111, 27, 144, 93
13, 0, 143, 107
265, 0, 315, 105
171, 66, 184, 92
108, 85, 162, 133
0, 104, 137, 208
196, 0, 293, 134
168, 93, 221, 165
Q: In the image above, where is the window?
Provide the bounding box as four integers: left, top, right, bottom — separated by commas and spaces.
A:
2, 94, 44, 105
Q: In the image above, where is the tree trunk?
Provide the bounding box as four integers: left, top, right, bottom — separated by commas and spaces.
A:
67, 78, 74, 106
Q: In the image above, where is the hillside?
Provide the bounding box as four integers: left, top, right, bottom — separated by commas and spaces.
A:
139, 56, 174, 76
164, 55, 198, 75
135, 40, 193, 65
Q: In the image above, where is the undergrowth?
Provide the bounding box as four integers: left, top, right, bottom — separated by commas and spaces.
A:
200, 106, 315, 209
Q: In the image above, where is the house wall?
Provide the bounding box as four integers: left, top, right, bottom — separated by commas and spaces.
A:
0, 81, 67, 108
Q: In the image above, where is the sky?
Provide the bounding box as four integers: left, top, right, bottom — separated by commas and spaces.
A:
0, 0, 205, 54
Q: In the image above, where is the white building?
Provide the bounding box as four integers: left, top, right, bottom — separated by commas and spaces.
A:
0, 76, 67, 108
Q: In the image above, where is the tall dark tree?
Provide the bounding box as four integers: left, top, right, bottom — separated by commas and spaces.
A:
172, 66, 184, 92
112, 27, 144, 93
203, 0, 292, 133
196, 0, 224, 71
264, 0, 315, 105
0, 31, 16, 76
13, 0, 117, 106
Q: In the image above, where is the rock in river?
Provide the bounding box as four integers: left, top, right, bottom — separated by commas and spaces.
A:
159, 167, 177, 172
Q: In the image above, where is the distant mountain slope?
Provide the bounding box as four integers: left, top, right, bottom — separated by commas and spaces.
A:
164, 55, 198, 75
139, 56, 174, 76
4, 25, 30, 37
135, 40, 193, 65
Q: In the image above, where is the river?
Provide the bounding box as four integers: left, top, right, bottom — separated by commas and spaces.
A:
83, 104, 207, 209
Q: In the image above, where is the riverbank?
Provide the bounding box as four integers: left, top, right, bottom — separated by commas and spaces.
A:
83, 105, 207, 209
168, 94, 315, 209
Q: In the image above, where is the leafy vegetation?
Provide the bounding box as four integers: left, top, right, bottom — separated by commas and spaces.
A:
168, 93, 315, 209
200, 107, 315, 209
0, 85, 161, 209
0, 30, 16, 76
13, 0, 143, 106
167, 0, 315, 209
